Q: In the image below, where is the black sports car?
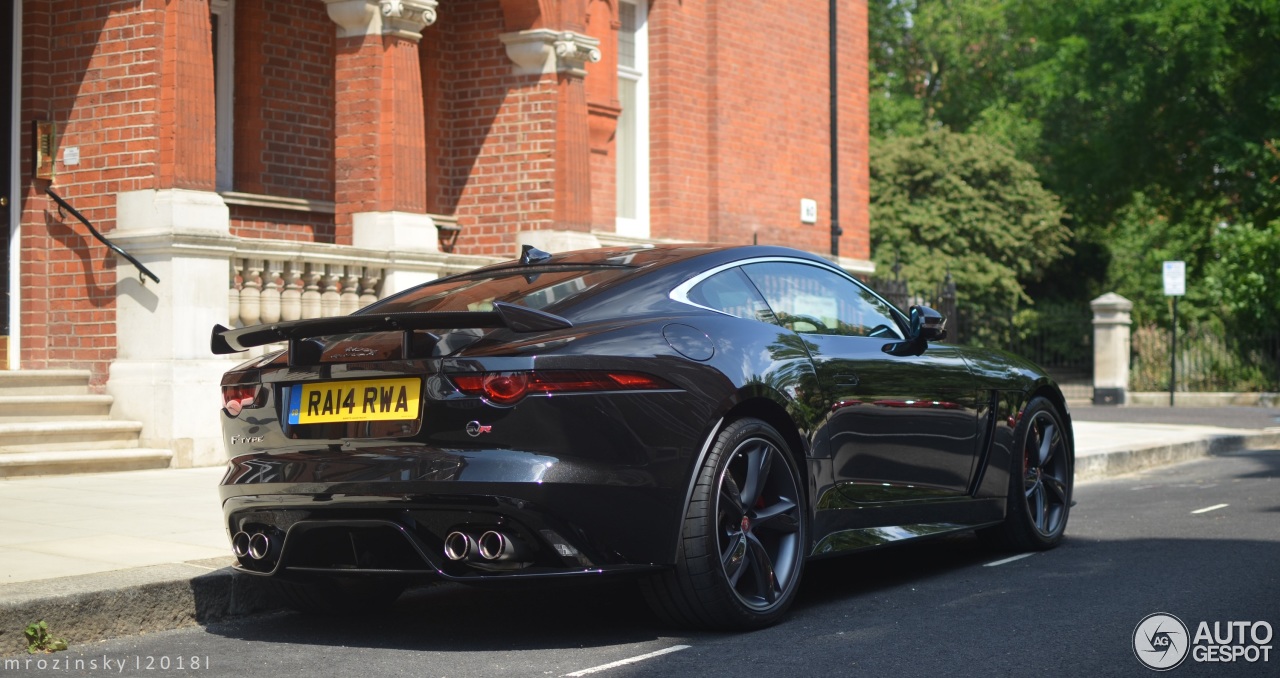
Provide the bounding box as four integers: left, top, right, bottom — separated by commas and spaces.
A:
212, 244, 1074, 630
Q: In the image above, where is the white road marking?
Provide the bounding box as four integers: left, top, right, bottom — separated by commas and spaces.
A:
984, 553, 1034, 567
1191, 503, 1229, 514
564, 645, 692, 677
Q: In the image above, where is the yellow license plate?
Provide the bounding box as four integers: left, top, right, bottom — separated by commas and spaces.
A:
287, 377, 421, 424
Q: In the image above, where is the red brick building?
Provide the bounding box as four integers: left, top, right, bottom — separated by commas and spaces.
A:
2, 0, 870, 470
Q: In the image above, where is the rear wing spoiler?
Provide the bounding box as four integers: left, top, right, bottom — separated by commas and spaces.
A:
210, 301, 573, 355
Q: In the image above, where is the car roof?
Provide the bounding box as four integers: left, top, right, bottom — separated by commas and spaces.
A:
462, 243, 835, 277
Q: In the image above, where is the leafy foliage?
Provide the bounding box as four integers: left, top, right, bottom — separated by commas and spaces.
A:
1204, 220, 1280, 337
869, 0, 1036, 148
870, 129, 1069, 345
24, 621, 67, 654
1017, 0, 1280, 231
869, 0, 1280, 369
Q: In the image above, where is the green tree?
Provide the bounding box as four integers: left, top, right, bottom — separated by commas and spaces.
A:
1204, 219, 1280, 337
868, 0, 1280, 339
1017, 0, 1280, 232
1098, 192, 1226, 328
869, 0, 1040, 152
870, 129, 1070, 345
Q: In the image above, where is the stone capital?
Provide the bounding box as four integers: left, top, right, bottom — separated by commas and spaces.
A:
1091, 292, 1134, 326
500, 29, 601, 77
322, 0, 438, 41
380, 0, 438, 40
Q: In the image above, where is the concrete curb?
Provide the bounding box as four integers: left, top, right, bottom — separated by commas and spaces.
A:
0, 559, 282, 656
2, 430, 1278, 654
1075, 429, 1280, 481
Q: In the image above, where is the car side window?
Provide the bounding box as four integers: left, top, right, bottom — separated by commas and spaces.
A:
687, 267, 777, 324
742, 262, 904, 339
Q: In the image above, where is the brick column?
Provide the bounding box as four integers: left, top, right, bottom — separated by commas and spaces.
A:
323, 0, 440, 289
584, 1, 621, 230
159, 0, 217, 190
107, 0, 233, 468
499, 28, 602, 250
555, 67, 593, 230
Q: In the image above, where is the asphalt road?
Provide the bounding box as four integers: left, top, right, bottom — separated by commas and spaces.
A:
10, 450, 1279, 678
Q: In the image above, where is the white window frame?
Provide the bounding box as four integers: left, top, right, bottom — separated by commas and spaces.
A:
616, 0, 649, 239
211, 0, 235, 192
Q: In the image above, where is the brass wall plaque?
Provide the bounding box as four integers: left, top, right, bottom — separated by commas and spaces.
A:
34, 120, 56, 180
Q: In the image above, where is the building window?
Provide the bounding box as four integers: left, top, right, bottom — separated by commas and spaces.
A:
616, 0, 649, 238
211, 0, 234, 192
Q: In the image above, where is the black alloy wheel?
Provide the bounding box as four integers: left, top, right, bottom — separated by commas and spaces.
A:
641, 418, 806, 630
1021, 406, 1071, 538
716, 435, 803, 610
980, 396, 1073, 551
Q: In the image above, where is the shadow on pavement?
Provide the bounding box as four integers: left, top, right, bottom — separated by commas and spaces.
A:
194, 451, 1280, 656
197, 532, 1004, 653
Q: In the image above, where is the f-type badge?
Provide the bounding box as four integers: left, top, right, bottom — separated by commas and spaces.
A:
465, 421, 492, 437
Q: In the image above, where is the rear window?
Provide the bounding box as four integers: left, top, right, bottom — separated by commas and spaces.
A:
363, 266, 633, 314
687, 267, 776, 324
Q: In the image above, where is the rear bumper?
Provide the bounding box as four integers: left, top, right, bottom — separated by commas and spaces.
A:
219, 446, 687, 581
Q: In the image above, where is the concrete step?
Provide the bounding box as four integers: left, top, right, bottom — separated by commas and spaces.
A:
0, 394, 114, 421
0, 420, 144, 453
0, 369, 93, 396
0, 448, 173, 477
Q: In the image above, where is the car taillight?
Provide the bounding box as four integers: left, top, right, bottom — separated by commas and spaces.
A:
449, 371, 673, 405
222, 384, 262, 417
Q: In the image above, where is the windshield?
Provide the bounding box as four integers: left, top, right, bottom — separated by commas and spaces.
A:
364, 266, 634, 315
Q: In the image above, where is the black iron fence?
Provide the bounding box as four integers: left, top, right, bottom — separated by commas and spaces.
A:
869, 272, 1093, 396
870, 272, 959, 342
963, 303, 1094, 399
1131, 324, 1280, 392
870, 273, 1089, 370
867, 271, 1280, 393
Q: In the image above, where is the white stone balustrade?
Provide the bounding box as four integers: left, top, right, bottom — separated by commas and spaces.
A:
228, 259, 382, 327
226, 238, 500, 357
109, 188, 500, 468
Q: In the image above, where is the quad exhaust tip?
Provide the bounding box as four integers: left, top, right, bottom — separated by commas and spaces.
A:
443, 531, 475, 561
232, 531, 250, 559
248, 532, 271, 560
233, 530, 274, 561
478, 530, 525, 562
445, 529, 528, 563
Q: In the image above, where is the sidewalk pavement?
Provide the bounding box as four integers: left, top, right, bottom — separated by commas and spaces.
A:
2, 417, 1278, 653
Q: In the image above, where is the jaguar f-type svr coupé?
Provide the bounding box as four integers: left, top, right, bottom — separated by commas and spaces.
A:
212, 244, 1074, 630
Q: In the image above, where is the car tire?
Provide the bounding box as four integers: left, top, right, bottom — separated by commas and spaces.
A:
641, 418, 806, 630
268, 577, 406, 615
979, 396, 1073, 551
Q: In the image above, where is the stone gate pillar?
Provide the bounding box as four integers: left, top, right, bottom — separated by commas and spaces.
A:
1091, 292, 1133, 406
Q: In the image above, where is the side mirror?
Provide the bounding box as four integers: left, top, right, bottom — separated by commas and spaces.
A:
909, 305, 947, 342
884, 305, 947, 356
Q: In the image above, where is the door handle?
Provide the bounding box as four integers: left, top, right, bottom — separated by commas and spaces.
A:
834, 373, 859, 387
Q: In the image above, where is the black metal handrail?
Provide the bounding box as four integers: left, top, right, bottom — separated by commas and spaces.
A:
45, 187, 160, 284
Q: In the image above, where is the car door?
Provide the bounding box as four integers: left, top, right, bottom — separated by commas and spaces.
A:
740, 261, 982, 500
